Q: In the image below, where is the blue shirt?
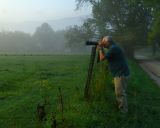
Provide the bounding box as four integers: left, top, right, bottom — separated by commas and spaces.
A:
105, 42, 130, 77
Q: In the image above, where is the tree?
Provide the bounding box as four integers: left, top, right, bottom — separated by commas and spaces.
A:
33, 23, 67, 53
33, 23, 55, 52
0, 23, 67, 54
143, 0, 160, 55
148, 12, 160, 55
128, 0, 160, 55
0, 31, 34, 53
65, 23, 95, 52
76, 0, 151, 58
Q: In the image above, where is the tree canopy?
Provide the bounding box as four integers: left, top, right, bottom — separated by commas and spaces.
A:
65, 0, 153, 57
0, 23, 67, 54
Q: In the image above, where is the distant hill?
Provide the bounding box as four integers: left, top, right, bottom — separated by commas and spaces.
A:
47, 15, 89, 30
0, 15, 90, 34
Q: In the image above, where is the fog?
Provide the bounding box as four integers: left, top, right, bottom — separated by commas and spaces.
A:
0, 0, 159, 56
0, 0, 92, 54
0, 0, 91, 33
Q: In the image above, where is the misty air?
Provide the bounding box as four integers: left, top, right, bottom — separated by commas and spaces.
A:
0, 0, 160, 128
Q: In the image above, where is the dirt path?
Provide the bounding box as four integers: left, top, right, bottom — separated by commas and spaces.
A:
138, 60, 160, 87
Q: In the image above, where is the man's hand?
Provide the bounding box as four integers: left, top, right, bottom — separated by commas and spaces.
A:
97, 39, 105, 61
97, 39, 105, 51
98, 37, 108, 48
98, 39, 104, 47
97, 45, 103, 51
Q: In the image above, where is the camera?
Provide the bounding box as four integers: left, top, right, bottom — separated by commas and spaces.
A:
85, 41, 98, 45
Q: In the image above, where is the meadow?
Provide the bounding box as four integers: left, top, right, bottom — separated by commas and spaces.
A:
0, 55, 159, 128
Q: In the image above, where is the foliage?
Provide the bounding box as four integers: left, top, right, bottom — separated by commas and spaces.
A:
148, 12, 160, 43
0, 31, 34, 53
143, 0, 160, 7
65, 23, 95, 52
34, 23, 57, 52
76, 0, 152, 58
129, 0, 160, 44
141, 0, 160, 55
0, 23, 67, 54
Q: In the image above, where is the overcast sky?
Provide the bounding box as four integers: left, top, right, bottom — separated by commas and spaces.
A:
0, 0, 91, 23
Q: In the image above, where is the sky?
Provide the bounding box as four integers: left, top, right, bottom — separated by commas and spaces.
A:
0, 0, 92, 32
0, 0, 91, 22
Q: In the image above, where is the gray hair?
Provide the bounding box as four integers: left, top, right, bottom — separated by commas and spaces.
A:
103, 36, 113, 42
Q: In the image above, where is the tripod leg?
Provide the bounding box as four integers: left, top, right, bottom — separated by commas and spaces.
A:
84, 46, 97, 99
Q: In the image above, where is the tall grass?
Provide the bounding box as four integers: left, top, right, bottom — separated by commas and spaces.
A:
0, 55, 159, 128
90, 59, 112, 100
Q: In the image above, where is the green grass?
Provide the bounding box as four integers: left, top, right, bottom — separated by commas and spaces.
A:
0, 55, 159, 128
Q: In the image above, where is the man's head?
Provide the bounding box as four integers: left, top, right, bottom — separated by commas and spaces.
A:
101, 36, 113, 48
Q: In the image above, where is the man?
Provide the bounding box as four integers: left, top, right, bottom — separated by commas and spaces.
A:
98, 36, 130, 113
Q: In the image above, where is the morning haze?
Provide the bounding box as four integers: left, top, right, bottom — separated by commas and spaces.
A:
0, 0, 160, 127
0, 0, 92, 54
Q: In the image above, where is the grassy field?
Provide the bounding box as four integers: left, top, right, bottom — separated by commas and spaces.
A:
0, 55, 160, 128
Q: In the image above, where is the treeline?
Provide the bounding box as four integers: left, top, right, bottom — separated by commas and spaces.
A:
0, 23, 67, 54
1, 0, 159, 55
64, 0, 160, 57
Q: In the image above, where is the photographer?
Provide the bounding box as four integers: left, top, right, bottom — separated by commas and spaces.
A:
98, 36, 130, 113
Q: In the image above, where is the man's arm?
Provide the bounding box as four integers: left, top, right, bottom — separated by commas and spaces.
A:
99, 47, 105, 61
